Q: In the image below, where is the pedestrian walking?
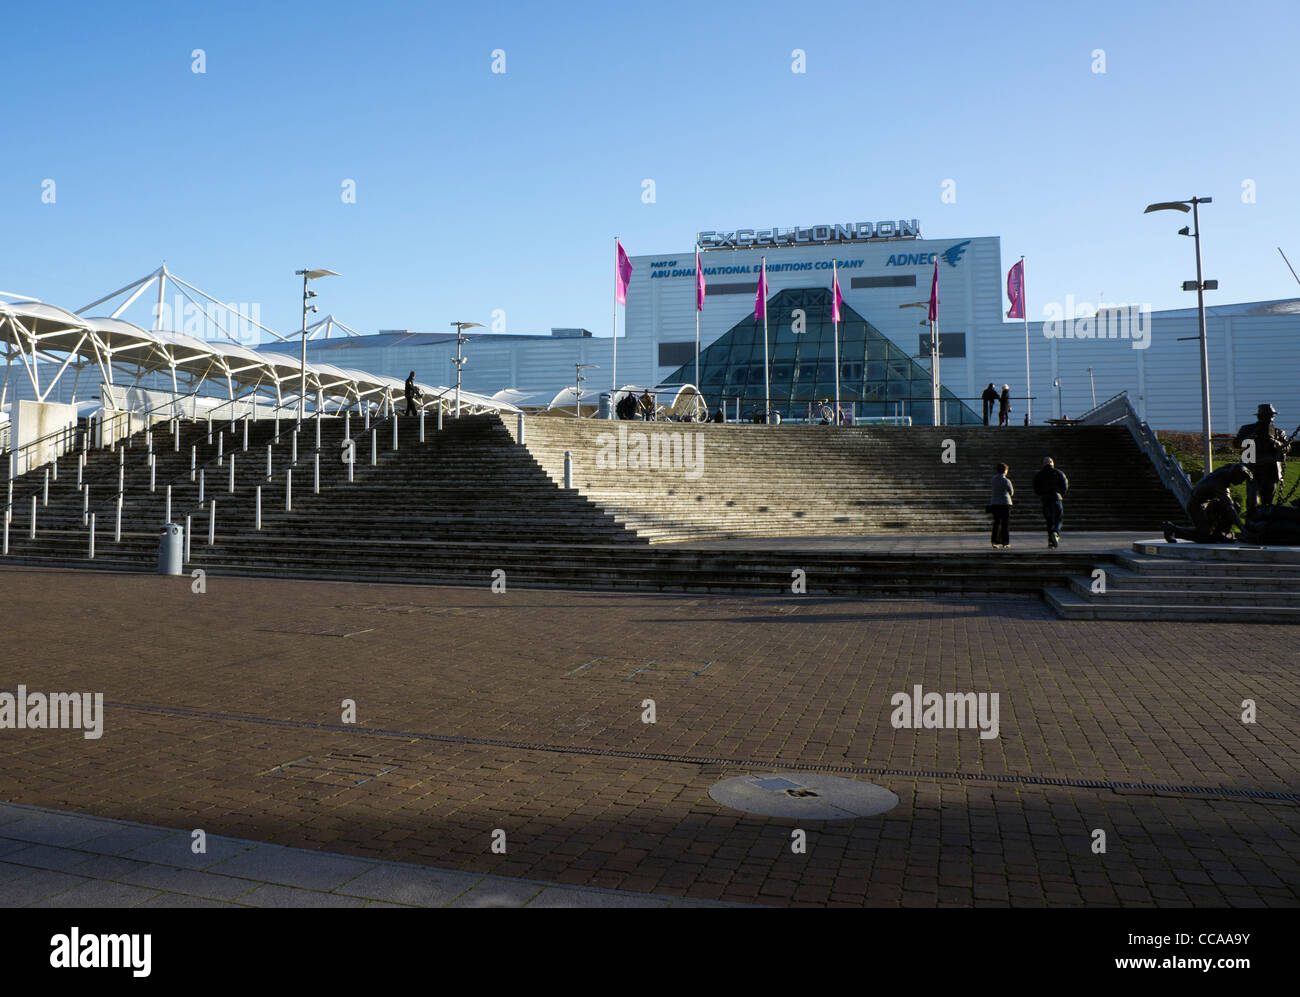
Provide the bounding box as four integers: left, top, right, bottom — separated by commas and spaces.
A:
404, 371, 422, 416
998, 384, 1011, 427
1032, 457, 1069, 548
988, 462, 1013, 548
981, 383, 998, 426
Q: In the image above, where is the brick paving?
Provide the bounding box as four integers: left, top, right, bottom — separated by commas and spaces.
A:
0, 564, 1297, 907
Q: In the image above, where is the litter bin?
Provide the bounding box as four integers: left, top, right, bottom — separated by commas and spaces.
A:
158, 523, 183, 575
598, 392, 612, 420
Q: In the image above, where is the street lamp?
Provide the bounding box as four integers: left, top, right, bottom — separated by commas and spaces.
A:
1145, 196, 1216, 474
900, 301, 940, 425
1053, 377, 1063, 419
295, 269, 340, 420
449, 321, 483, 418
1086, 366, 1096, 410
574, 362, 598, 417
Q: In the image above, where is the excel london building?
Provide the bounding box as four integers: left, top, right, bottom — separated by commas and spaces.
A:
627, 220, 1300, 431
287, 217, 1300, 432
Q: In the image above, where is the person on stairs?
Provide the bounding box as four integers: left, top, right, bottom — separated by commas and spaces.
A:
988, 462, 1013, 549
998, 385, 1011, 427
981, 383, 999, 426
1032, 457, 1069, 548
404, 372, 422, 416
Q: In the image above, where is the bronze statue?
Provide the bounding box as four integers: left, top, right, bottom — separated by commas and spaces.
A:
1233, 403, 1290, 513
1163, 463, 1252, 544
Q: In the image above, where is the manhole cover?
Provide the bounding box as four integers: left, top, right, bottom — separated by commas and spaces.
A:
708, 772, 899, 819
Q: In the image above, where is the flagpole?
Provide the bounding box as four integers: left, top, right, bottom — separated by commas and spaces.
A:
612, 236, 618, 394
1021, 255, 1031, 425
761, 256, 770, 421
695, 255, 701, 393
832, 260, 841, 425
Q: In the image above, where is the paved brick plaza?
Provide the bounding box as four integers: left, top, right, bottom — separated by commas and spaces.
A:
1, 565, 1297, 907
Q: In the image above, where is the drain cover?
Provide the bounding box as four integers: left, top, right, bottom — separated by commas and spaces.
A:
709, 772, 899, 819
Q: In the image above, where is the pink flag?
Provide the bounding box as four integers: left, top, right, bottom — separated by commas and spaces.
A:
615, 240, 632, 305
754, 258, 767, 320
1006, 259, 1025, 319
927, 260, 938, 322
696, 252, 706, 311
832, 263, 843, 324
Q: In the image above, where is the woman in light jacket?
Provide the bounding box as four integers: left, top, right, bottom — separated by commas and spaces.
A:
989, 462, 1013, 549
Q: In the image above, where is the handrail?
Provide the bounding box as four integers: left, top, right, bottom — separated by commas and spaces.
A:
1076, 390, 1192, 509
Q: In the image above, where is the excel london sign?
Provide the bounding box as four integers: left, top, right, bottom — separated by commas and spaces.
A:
697, 220, 921, 250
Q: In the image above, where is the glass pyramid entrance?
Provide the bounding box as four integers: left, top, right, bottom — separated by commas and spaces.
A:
660, 287, 980, 425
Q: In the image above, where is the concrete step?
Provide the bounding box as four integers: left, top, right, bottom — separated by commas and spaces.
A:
1044, 585, 1300, 623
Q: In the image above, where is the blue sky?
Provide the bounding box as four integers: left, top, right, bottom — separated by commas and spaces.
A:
3, 0, 1297, 340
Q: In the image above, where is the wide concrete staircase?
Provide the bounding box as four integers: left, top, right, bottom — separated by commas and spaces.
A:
0, 412, 1116, 595
1045, 540, 1300, 623
511, 419, 1184, 543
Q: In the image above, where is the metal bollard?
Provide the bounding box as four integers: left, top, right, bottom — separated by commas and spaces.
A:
78, 453, 84, 488
266, 445, 272, 479
419, 409, 425, 443
166, 484, 172, 524
115, 494, 122, 542
370, 429, 377, 466
89, 514, 95, 559
149, 453, 155, 492
392, 416, 398, 451
147, 431, 152, 455
255, 487, 262, 530
83, 486, 89, 525
2, 510, 7, 555
199, 469, 205, 505
52, 456, 57, 482
118, 465, 124, 496
208, 501, 216, 544
364, 406, 370, 430
347, 449, 354, 482
30, 495, 36, 539
315, 412, 321, 449
345, 412, 351, 441
437, 405, 443, 431
191, 446, 197, 481
243, 417, 249, 452
43, 469, 49, 506
218, 434, 223, 465
206, 415, 212, 444
517, 412, 525, 444
564, 450, 572, 489
229, 455, 236, 493
173, 419, 180, 451
313, 451, 319, 494
185, 514, 191, 561
285, 469, 292, 511
292, 431, 298, 465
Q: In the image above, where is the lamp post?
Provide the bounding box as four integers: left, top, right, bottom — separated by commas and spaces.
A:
1087, 366, 1096, 410
574, 363, 598, 417
1053, 377, 1063, 419
1144, 197, 1216, 473
899, 301, 939, 425
295, 269, 340, 421
450, 321, 483, 418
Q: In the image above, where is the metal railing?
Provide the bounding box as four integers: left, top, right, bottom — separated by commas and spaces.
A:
1076, 390, 1192, 509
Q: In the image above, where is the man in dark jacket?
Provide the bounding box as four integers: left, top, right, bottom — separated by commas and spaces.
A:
1232, 403, 1290, 513
1164, 464, 1251, 543
1032, 457, 1069, 548
404, 371, 421, 416
981, 383, 999, 426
